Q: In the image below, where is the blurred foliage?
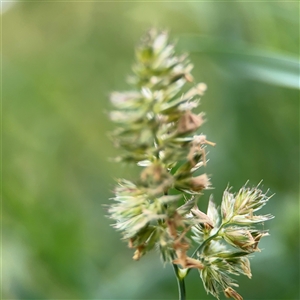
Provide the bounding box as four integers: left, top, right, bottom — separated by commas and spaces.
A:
2, 2, 299, 300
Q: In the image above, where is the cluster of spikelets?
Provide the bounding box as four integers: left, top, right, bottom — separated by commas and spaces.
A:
108, 29, 273, 300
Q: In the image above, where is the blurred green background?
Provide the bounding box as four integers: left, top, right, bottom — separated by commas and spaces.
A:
2, 2, 299, 299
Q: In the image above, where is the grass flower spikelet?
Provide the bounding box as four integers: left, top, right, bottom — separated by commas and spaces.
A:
108, 29, 274, 300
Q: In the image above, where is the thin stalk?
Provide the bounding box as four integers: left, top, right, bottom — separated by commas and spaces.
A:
172, 263, 186, 300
